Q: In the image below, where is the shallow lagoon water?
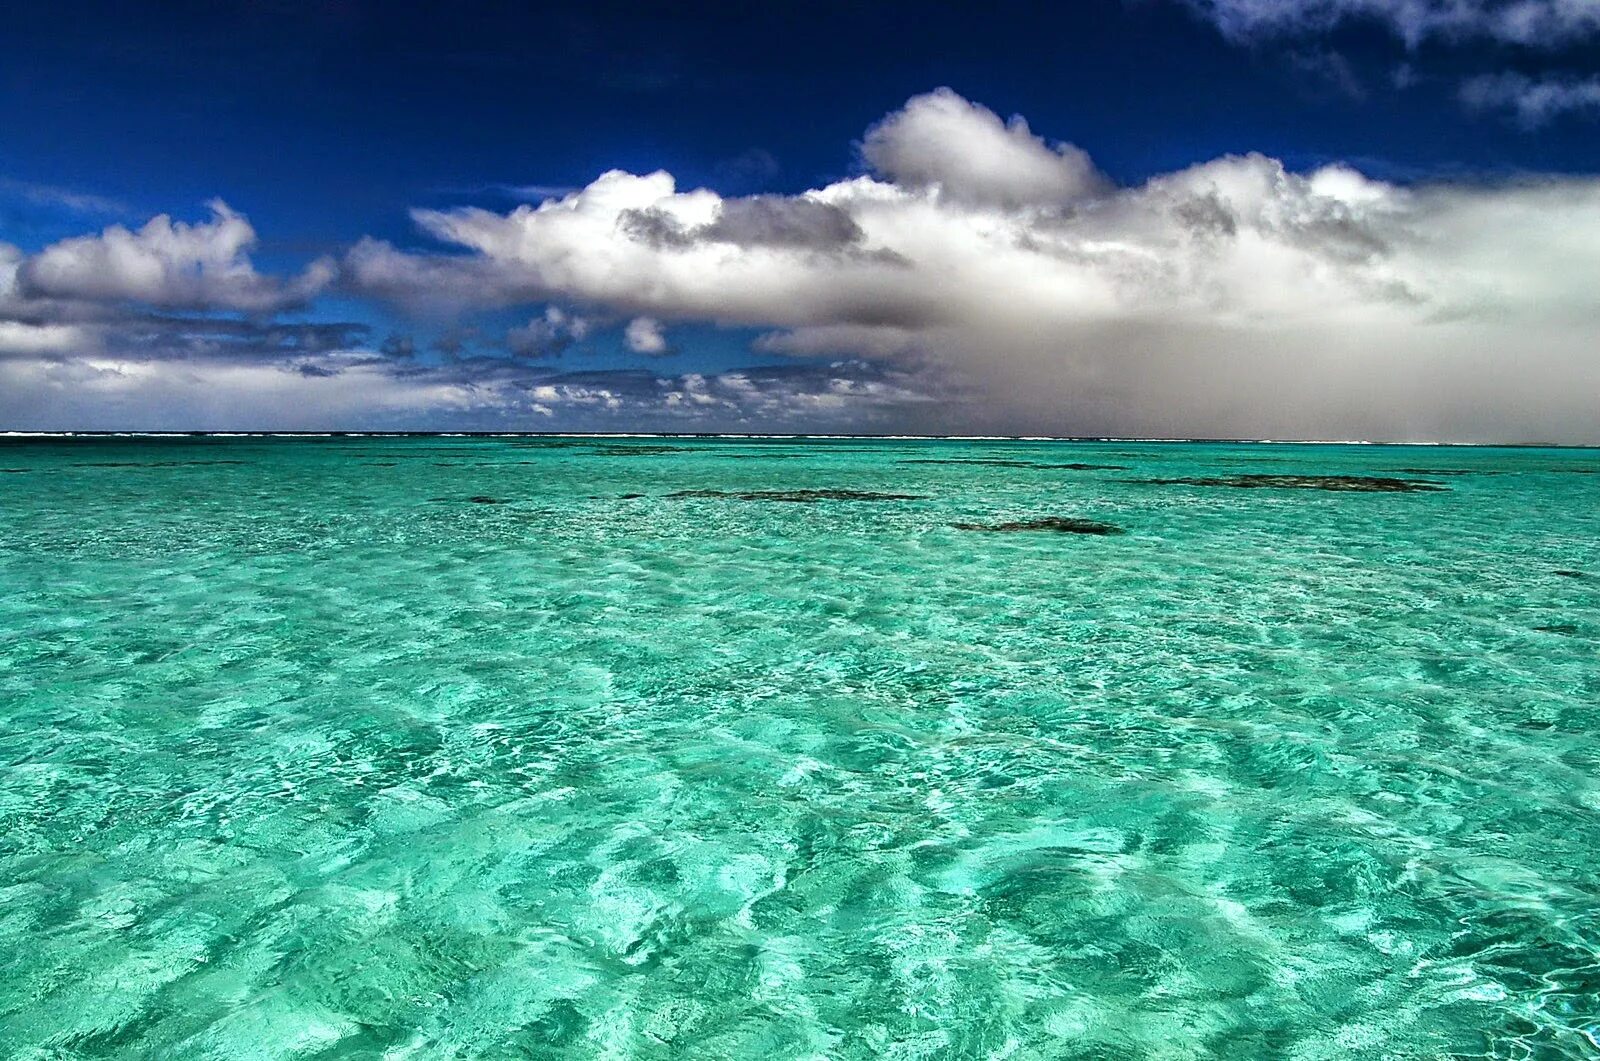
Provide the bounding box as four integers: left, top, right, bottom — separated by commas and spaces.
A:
2, 436, 1598, 1059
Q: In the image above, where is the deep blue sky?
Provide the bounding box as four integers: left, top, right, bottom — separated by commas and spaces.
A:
4, 0, 1597, 253
2, 1, 1598, 435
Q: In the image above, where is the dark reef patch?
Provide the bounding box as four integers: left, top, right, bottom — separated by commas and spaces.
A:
357, 450, 478, 458
952, 517, 1124, 535
722, 453, 814, 459
1125, 474, 1447, 493
1534, 624, 1580, 636
69, 460, 251, 468
900, 459, 1036, 467
1028, 462, 1131, 471
898, 459, 1129, 470
501, 441, 715, 456
586, 445, 704, 456
504, 439, 594, 448
1554, 570, 1585, 578
665, 489, 924, 503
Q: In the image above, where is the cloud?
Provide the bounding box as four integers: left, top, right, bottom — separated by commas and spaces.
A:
1461, 72, 1600, 124
0, 177, 125, 216
494, 183, 583, 201
0, 350, 490, 431
0, 349, 940, 432
752, 324, 920, 359
859, 88, 1107, 208
3, 229, 370, 371
506, 306, 591, 357
380, 333, 418, 358
1, 241, 97, 355
519, 361, 945, 426
4, 201, 944, 429
346, 168, 940, 323
4, 193, 939, 430
1181, 2, 1600, 125
1, 242, 27, 300
1183, 0, 1600, 48
0, 320, 92, 356
9, 89, 1600, 440
617, 195, 868, 254
342, 88, 1600, 439
623, 316, 669, 355
19, 199, 334, 312
690, 196, 864, 250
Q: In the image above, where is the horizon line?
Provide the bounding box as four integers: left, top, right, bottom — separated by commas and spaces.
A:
3, 430, 1597, 449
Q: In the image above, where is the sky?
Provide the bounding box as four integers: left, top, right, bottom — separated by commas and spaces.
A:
2, 0, 1598, 439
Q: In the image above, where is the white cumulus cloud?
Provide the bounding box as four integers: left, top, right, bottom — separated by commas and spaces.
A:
0, 320, 94, 356
20, 199, 334, 312
859, 87, 1107, 207
623, 316, 669, 354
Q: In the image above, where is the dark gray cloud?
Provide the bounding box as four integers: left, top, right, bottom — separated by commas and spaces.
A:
429, 328, 479, 360
700, 197, 864, 250
1172, 194, 1240, 239
506, 307, 590, 358
620, 196, 865, 253
616, 206, 692, 248
380, 333, 417, 359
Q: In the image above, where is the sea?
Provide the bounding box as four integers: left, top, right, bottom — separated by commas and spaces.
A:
2, 434, 1597, 1058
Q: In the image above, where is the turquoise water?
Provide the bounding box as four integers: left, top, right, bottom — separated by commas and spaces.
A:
2, 436, 1598, 1059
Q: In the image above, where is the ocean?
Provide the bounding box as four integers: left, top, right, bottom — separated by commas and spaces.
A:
2, 435, 1597, 1058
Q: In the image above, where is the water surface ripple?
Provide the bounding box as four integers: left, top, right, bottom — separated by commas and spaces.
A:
2, 437, 1598, 1058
